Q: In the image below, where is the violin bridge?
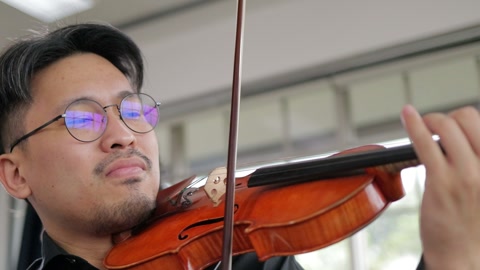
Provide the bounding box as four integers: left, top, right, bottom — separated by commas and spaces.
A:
204, 167, 227, 207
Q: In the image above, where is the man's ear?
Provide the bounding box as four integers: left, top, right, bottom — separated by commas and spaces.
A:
0, 154, 31, 199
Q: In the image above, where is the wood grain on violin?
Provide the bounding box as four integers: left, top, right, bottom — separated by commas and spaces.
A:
104, 144, 422, 270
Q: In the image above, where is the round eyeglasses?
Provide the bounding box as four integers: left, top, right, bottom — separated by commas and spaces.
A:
9, 93, 161, 153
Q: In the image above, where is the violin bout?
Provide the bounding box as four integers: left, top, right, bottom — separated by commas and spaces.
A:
104, 145, 407, 270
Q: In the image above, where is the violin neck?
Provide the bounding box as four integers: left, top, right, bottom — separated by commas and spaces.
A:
247, 143, 427, 188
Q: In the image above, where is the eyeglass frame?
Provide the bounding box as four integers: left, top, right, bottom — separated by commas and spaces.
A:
9, 92, 161, 153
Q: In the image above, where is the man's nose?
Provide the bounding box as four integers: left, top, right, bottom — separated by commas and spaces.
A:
99, 106, 137, 150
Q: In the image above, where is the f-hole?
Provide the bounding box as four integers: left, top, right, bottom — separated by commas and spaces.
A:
178, 204, 239, 240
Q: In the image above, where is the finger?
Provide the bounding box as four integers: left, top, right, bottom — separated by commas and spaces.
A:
448, 106, 480, 156
401, 104, 446, 169
423, 112, 476, 167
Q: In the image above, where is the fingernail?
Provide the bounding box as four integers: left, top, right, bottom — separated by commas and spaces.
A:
400, 104, 416, 126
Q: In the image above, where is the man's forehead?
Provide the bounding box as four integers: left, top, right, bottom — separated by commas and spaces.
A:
30, 54, 133, 109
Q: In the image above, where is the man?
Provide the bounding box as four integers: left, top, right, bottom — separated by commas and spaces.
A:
0, 23, 160, 269
0, 23, 302, 270
0, 23, 478, 270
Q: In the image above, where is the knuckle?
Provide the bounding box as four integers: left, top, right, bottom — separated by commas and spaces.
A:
449, 106, 479, 120
431, 115, 455, 131
457, 163, 480, 188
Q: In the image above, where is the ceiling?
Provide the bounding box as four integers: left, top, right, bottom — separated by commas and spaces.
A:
2, 0, 480, 110
0, 0, 212, 51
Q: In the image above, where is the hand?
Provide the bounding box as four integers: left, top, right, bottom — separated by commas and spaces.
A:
401, 104, 480, 269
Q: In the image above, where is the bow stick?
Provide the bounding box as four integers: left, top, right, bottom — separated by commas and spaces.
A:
220, 1, 245, 269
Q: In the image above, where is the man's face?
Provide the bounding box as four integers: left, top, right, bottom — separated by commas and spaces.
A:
18, 53, 160, 236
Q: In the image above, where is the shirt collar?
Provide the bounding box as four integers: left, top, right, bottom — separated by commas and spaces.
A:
36, 231, 98, 270
41, 231, 70, 264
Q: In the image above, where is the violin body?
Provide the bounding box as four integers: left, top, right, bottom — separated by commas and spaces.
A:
104, 145, 407, 270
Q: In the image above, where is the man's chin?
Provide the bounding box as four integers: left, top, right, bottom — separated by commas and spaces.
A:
92, 194, 156, 236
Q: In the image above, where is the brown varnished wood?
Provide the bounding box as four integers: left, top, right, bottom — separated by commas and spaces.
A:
104, 145, 408, 270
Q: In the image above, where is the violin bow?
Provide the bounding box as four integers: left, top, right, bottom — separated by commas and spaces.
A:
220, 0, 245, 269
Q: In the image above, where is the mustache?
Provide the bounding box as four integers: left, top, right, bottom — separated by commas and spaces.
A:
94, 148, 152, 176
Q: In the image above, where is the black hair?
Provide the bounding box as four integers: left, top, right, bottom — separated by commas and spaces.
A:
0, 23, 144, 154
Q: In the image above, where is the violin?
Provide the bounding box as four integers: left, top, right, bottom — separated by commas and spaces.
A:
103, 143, 422, 269
104, 1, 425, 269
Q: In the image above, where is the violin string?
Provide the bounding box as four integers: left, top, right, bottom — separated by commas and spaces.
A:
213, 261, 222, 270
186, 175, 207, 188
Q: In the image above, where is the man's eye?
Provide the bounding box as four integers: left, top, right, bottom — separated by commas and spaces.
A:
66, 112, 104, 129
122, 109, 141, 119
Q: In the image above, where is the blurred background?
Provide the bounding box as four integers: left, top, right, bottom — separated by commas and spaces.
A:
1, 0, 480, 269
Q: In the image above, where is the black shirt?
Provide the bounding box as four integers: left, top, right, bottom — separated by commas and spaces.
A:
26, 233, 96, 270
27, 232, 304, 270
416, 256, 425, 270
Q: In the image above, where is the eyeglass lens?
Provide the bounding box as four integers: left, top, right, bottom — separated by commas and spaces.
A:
64, 94, 159, 142
120, 94, 159, 132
